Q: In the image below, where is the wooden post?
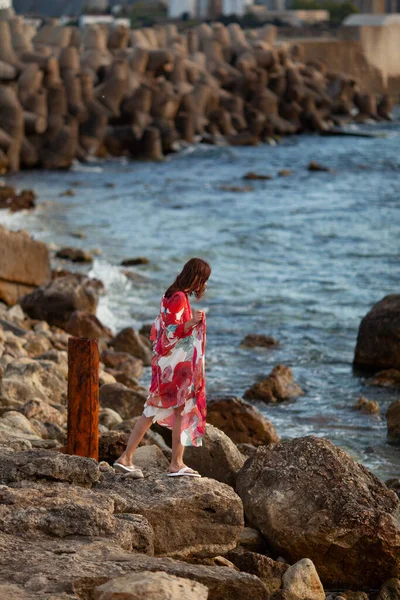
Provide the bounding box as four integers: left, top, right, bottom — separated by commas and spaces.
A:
67, 337, 99, 460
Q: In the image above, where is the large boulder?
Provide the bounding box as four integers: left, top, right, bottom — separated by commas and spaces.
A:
111, 327, 152, 365
95, 571, 209, 600
20, 274, 100, 329
97, 470, 244, 559
99, 382, 147, 420
244, 365, 304, 403
354, 296, 400, 371
236, 436, 400, 587
184, 424, 246, 487
207, 396, 280, 446
0, 225, 50, 306
0, 357, 67, 407
0, 534, 268, 600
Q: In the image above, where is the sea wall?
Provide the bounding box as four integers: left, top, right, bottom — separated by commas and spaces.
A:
0, 16, 393, 172
300, 22, 400, 98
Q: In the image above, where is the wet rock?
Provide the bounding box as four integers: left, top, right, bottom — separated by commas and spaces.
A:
111, 327, 152, 366
97, 470, 244, 559
377, 578, 400, 600
369, 369, 400, 389
121, 257, 150, 266
236, 436, 400, 587
20, 274, 100, 329
101, 349, 144, 379
241, 334, 279, 348
278, 169, 293, 177
0, 225, 50, 306
354, 396, 380, 415
282, 558, 324, 600
100, 383, 146, 420
244, 365, 304, 403
219, 184, 254, 193
307, 161, 331, 172
387, 401, 400, 444
66, 311, 113, 340
95, 571, 209, 600
243, 172, 272, 181
1, 357, 66, 407
0, 188, 36, 212
227, 548, 288, 594
56, 247, 93, 263
207, 396, 279, 446
184, 424, 246, 487
354, 296, 400, 371
0, 449, 100, 486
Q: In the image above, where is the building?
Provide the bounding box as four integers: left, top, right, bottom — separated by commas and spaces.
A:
168, 0, 253, 18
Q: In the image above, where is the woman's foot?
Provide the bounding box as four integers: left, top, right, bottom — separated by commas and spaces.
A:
168, 463, 201, 478
113, 459, 144, 478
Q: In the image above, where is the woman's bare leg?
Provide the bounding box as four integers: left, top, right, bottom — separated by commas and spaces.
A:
117, 414, 153, 466
170, 407, 185, 472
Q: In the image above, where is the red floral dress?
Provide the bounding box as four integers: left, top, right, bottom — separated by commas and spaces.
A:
143, 291, 207, 447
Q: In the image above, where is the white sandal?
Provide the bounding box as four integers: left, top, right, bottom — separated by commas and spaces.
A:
113, 461, 144, 478
168, 467, 201, 478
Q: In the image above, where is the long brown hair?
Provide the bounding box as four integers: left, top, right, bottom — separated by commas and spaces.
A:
165, 258, 211, 299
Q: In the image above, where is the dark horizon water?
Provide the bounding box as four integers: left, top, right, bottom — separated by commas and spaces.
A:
2, 121, 400, 480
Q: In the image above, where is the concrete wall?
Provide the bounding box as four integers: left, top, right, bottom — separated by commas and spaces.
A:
299, 34, 400, 97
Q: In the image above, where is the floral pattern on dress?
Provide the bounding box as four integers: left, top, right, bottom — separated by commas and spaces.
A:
143, 291, 206, 447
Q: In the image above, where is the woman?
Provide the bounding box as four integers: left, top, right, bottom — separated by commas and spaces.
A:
114, 257, 211, 478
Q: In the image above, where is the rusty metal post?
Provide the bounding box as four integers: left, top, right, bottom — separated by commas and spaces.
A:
67, 337, 99, 460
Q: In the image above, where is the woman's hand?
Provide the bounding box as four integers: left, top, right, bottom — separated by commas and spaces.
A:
184, 310, 203, 331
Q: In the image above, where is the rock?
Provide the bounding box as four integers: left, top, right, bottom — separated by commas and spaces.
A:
354, 396, 380, 415
0, 431, 32, 452
369, 369, 400, 388
236, 436, 400, 587
184, 424, 246, 487
20, 397, 66, 427
354, 296, 400, 371
1, 357, 66, 407
282, 559, 324, 600
241, 334, 279, 348
244, 365, 304, 403
99, 370, 117, 386
0, 448, 100, 486
66, 311, 113, 340
386, 480, 400, 499
0, 411, 42, 440
243, 172, 272, 180
114, 372, 143, 390
238, 527, 267, 553
23, 332, 53, 356
56, 246, 93, 263
340, 593, 369, 600
227, 548, 288, 595
99, 430, 130, 463
101, 349, 144, 379
207, 396, 280, 446
377, 578, 400, 600
100, 383, 147, 420
387, 401, 400, 444
0, 225, 51, 306
236, 443, 257, 458
97, 470, 244, 559
20, 274, 100, 329
121, 257, 150, 266
111, 327, 152, 366
219, 185, 254, 193
100, 408, 123, 429
278, 170, 293, 177
307, 161, 331, 172
95, 571, 209, 600
132, 445, 169, 472
36, 349, 68, 379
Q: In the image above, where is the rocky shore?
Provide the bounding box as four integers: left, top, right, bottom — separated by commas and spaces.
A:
0, 15, 393, 173
1, 223, 400, 598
